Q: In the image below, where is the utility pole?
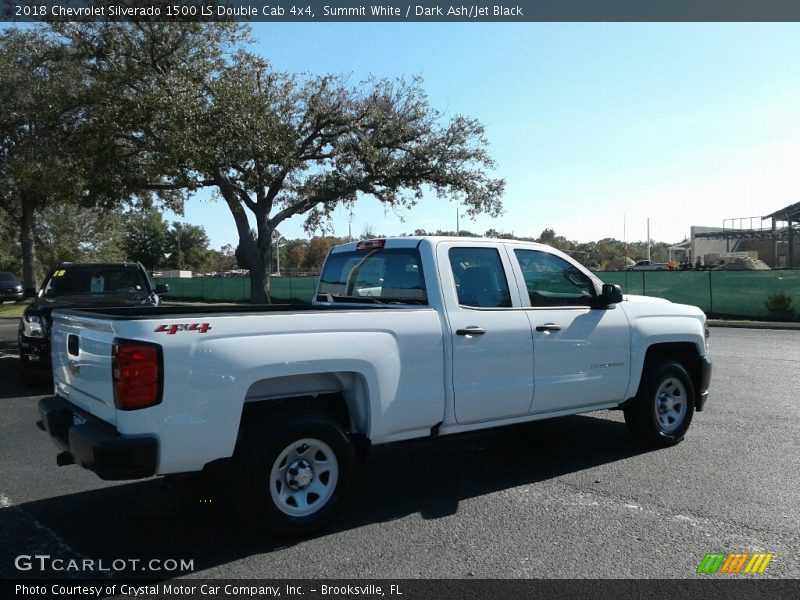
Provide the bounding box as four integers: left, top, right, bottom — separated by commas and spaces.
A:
647, 217, 651, 262
623, 213, 627, 263
456, 208, 460, 235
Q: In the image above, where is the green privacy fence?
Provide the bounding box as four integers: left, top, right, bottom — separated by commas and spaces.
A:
155, 276, 319, 304
157, 270, 800, 321
598, 270, 800, 320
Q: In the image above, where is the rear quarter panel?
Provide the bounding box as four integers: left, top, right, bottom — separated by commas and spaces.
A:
108, 308, 445, 474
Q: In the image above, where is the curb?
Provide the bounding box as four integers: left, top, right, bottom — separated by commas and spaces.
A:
708, 320, 800, 331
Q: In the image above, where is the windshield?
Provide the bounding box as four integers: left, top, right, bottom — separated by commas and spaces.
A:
317, 247, 427, 305
42, 266, 148, 299
0, 273, 19, 285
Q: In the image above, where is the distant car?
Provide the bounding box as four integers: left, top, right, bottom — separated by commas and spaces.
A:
626, 260, 669, 271
0, 272, 24, 302
18, 262, 169, 384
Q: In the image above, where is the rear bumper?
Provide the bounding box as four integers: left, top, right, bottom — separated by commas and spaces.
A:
696, 355, 712, 412
37, 396, 157, 481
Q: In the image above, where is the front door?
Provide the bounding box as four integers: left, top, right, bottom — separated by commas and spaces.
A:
510, 248, 631, 414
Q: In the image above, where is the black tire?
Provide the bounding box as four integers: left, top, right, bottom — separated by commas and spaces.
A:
624, 359, 695, 447
234, 412, 357, 538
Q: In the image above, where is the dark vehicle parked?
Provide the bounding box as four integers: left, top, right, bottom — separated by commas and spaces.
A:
0, 272, 24, 302
19, 262, 168, 384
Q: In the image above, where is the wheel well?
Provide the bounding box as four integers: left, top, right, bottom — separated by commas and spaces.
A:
237, 393, 371, 464
643, 342, 703, 401
240, 393, 351, 433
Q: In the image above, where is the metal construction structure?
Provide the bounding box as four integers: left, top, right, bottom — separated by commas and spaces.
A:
692, 201, 800, 268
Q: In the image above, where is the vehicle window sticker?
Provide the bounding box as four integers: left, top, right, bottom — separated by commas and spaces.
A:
90, 275, 105, 293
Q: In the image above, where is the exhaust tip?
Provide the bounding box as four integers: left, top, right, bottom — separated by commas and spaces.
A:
56, 451, 75, 467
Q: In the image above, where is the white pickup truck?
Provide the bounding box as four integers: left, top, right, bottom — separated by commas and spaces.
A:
38, 237, 711, 537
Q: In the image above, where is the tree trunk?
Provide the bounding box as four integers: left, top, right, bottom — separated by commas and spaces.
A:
214, 173, 274, 304
19, 201, 38, 297
249, 226, 273, 304
249, 245, 270, 303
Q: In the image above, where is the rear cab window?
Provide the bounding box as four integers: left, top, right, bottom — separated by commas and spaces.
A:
317, 247, 427, 305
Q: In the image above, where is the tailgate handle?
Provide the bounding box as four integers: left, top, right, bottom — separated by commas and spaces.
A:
67, 334, 79, 356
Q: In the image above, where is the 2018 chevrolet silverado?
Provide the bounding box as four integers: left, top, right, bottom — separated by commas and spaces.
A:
37, 237, 711, 537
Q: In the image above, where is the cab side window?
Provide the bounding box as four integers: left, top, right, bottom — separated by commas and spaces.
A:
449, 247, 512, 308
513, 249, 595, 308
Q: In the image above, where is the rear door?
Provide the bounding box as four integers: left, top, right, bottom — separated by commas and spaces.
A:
438, 243, 534, 424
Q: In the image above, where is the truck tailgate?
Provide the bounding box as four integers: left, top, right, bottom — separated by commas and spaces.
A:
51, 312, 118, 426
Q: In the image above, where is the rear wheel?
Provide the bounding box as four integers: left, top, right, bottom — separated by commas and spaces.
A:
624, 360, 695, 447
234, 412, 357, 538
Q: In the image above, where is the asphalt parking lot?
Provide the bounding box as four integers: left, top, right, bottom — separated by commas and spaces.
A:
0, 319, 798, 580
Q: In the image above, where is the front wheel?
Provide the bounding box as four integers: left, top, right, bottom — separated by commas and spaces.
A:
624, 360, 695, 447
234, 412, 357, 538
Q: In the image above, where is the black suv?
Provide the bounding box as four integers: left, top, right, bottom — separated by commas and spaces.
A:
19, 262, 168, 384
0, 272, 23, 302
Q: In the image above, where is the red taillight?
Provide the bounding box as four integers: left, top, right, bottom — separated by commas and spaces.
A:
112, 339, 162, 411
356, 239, 385, 251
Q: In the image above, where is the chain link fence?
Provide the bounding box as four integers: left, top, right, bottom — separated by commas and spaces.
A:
154, 276, 319, 304
599, 270, 800, 321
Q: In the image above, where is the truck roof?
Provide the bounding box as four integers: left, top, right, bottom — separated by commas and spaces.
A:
55, 262, 142, 268
330, 236, 553, 253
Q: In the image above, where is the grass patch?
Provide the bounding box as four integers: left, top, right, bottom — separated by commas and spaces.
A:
0, 302, 29, 317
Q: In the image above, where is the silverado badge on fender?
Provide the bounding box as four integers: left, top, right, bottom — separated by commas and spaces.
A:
154, 323, 212, 334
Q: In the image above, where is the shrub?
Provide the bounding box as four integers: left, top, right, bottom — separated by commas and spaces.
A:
764, 291, 796, 321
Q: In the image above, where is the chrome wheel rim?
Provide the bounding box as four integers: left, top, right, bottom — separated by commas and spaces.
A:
655, 377, 688, 433
269, 438, 338, 517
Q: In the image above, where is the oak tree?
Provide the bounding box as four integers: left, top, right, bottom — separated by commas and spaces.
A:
62, 23, 505, 302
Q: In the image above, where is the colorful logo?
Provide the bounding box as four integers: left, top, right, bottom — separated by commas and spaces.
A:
696, 552, 773, 574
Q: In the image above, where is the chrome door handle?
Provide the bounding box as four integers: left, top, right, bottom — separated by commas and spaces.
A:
535, 323, 562, 332
456, 327, 487, 336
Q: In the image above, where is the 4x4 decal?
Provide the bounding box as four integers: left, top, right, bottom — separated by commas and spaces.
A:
154, 323, 212, 335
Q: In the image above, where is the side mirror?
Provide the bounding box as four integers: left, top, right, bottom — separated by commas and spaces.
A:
155, 284, 170, 295
599, 283, 623, 306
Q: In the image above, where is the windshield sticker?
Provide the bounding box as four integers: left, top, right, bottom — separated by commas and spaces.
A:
90, 276, 105, 293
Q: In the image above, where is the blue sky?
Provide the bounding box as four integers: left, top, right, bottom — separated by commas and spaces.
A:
161, 23, 800, 247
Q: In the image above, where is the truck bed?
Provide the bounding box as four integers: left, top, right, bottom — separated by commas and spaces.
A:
56, 302, 404, 320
